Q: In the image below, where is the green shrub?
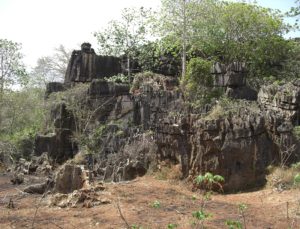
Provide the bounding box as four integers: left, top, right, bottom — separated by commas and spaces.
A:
195, 172, 225, 191
185, 57, 213, 87
182, 58, 224, 108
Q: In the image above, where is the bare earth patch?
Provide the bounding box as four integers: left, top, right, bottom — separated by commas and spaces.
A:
0, 174, 299, 229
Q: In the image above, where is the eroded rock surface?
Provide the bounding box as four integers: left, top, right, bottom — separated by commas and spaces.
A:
54, 164, 85, 194
36, 47, 300, 193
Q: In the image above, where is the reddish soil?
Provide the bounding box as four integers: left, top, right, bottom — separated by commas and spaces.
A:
0, 174, 299, 229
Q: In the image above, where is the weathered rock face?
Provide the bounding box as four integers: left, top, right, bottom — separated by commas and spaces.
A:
54, 164, 85, 194
45, 82, 65, 98
34, 129, 76, 163
189, 113, 278, 191
212, 62, 257, 101
38, 50, 300, 193
258, 80, 300, 125
64, 43, 122, 84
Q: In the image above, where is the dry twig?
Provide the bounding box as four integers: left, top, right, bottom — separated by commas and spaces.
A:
115, 198, 130, 228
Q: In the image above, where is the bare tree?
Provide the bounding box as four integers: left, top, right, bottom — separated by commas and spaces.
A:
31, 45, 71, 88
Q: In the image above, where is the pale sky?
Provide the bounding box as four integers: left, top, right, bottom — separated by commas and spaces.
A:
0, 0, 298, 69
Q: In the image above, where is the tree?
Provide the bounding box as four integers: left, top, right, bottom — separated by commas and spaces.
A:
31, 44, 71, 88
158, 0, 201, 78
94, 7, 151, 77
0, 39, 27, 94
288, 0, 300, 17
192, 1, 292, 80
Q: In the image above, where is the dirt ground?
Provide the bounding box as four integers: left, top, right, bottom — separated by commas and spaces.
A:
0, 173, 300, 229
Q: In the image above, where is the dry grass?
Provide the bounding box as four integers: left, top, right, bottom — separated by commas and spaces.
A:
266, 163, 300, 189
153, 162, 183, 181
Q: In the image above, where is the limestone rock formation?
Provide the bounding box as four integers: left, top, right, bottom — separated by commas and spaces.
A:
258, 80, 300, 125
54, 164, 85, 194
45, 82, 65, 98
212, 62, 257, 100
64, 43, 122, 84
37, 45, 300, 193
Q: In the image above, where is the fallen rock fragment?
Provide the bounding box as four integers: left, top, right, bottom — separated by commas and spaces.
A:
49, 182, 110, 208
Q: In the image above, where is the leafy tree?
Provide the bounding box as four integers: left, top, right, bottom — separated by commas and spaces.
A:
94, 7, 151, 77
0, 39, 27, 94
195, 1, 292, 81
0, 88, 46, 142
158, 0, 201, 78
31, 44, 71, 88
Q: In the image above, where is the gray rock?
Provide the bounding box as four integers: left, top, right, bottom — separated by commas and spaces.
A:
54, 164, 84, 194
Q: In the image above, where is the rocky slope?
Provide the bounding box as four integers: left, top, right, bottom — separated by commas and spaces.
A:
33, 44, 300, 192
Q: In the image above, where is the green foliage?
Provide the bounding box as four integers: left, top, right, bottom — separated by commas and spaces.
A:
94, 7, 152, 76
0, 88, 46, 160
195, 172, 225, 191
136, 39, 181, 75
294, 173, 300, 185
225, 220, 243, 229
0, 88, 46, 142
167, 223, 178, 229
0, 39, 28, 92
182, 57, 223, 107
155, 0, 294, 84
151, 200, 161, 209
238, 203, 247, 213
185, 57, 213, 87
48, 83, 90, 134
192, 210, 212, 221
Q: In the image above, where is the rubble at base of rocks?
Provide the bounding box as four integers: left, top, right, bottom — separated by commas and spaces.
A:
49, 182, 110, 208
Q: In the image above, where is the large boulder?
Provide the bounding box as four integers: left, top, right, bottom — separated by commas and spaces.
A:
54, 164, 85, 194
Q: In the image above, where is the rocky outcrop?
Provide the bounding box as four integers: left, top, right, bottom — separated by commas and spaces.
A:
212, 62, 257, 100
258, 80, 300, 125
37, 48, 300, 193
64, 43, 122, 84
45, 82, 65, 98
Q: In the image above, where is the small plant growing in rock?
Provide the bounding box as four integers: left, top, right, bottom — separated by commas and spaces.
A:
151, 200, 161, 209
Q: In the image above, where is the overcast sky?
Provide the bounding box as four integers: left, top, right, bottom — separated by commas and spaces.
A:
0, 0, 298, 69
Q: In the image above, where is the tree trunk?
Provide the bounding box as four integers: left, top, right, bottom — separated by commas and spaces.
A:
182, 0, 187, 79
